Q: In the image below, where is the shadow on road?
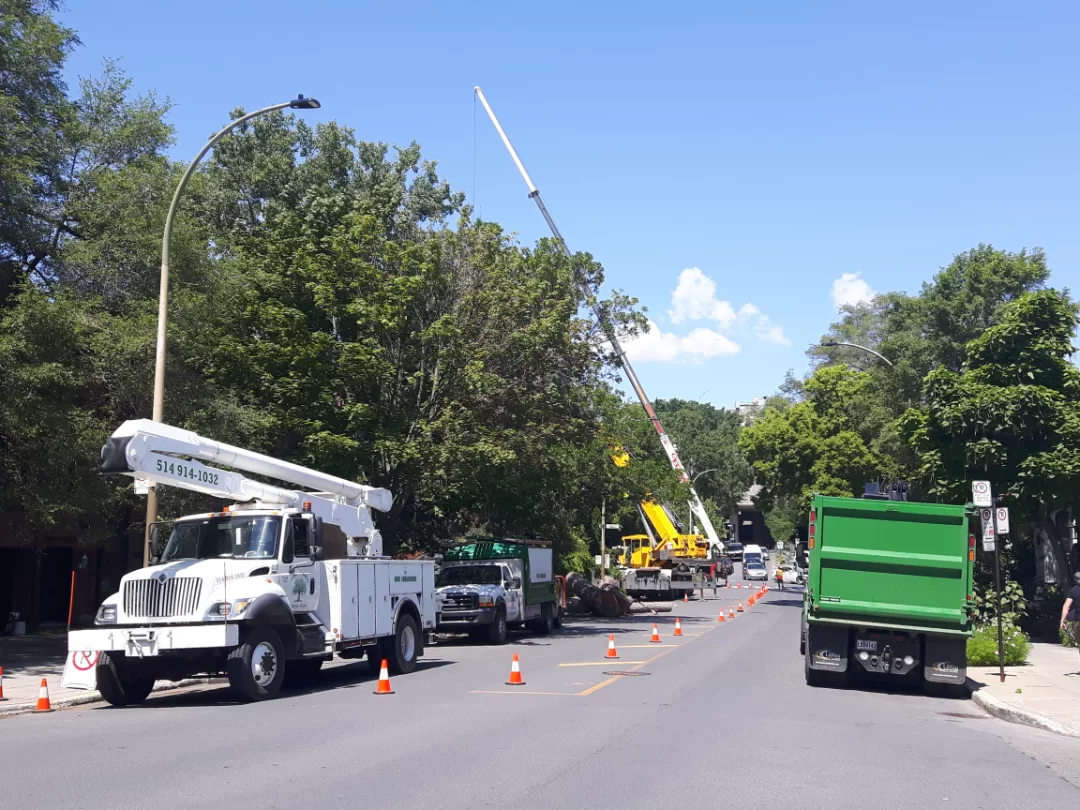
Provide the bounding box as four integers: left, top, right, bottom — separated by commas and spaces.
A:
90, 659, 455, 710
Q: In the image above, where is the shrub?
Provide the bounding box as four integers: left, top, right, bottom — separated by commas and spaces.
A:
1062, 627, 1077, 649
967, 624, 1031, 666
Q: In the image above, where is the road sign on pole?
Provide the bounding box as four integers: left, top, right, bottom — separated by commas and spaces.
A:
980, 508, 995, 551
972, 480, 992, 507
995, 507, 1010, 535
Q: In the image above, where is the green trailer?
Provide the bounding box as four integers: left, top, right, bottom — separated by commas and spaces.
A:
801, 494, 975, 695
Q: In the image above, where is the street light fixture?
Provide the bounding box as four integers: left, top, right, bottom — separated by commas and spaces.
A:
143, 94, 322, 565
818, 340, 894, 367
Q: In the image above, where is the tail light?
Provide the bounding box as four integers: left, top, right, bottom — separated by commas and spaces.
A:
968, 534, 976, 562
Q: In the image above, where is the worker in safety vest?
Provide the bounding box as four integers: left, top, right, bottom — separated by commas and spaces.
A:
775, 566, 785, 591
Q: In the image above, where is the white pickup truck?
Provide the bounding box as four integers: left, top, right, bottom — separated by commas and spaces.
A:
67, 420, 436, 704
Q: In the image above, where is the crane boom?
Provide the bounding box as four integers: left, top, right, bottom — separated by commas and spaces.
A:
100, 419, 391, 554
473, 86, 724, 552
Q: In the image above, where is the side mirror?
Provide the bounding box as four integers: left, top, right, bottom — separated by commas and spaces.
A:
148, 522, 170, 564
310, 545, 323, 562
312, 516, 324, 546
511, 577, 522, 589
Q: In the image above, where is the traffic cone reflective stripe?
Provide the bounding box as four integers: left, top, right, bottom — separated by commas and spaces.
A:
650, 624, 662, 643
506, 653, 525, 685
35, 678, 53, 712
373, 659, 394, 695
673, 618, 683, 637
606, 634, 619, 659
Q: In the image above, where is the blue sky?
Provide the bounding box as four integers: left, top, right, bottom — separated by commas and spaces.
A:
59, 0, 1080, 409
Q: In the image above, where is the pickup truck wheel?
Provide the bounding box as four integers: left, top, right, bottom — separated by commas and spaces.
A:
487, 607, 508, 645
529, 602, 554, 635
387, 614, 419, 675
95, 653, 155, 707
227, 627, 285, 702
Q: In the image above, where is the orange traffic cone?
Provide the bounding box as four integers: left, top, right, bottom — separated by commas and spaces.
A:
673, 618, 684, 637
717, 611, 726, 623
650, 624, 662, 643
605, 634, 619, 659
373, 659, 395, 695
749, 594, 756, 606
35, 678, 53, 712
725, 582, 731, 589
683, 592, 689, 603
506, 653, 526, 686
729, 607, 735, 619
737, 601, 744, 613
0, 666, 6, 701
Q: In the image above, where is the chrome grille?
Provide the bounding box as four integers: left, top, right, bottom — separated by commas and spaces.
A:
123, 577, 202, 619
441, 594, 479, 611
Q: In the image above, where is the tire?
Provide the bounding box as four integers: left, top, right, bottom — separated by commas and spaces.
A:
804, 640, 847, 688
529, 602, 554, 635
227, 626, 285, 702
95, 652, 155, 707
283, 658, 323, 687
386, 614, 419, 675
799, 617, 807, 656
552, 601, 563, 629
487, 607, 508, 645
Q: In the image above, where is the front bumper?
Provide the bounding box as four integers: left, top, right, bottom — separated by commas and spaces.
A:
69, 624, 239, 657
436, 606, 496, 629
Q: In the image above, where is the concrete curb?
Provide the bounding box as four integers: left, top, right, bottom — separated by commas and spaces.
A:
966, 678, 1080, 738
0, 676, 225, 718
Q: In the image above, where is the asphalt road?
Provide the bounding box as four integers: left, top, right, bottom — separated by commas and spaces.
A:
3, 581, 1079, 810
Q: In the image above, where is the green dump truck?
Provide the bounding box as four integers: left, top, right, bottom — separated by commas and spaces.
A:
435, 539, 563, 643
801, 493, 974, 695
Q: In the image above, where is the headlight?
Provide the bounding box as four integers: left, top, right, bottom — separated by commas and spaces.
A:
478, 596, 495, 608
206, 599, 253, 619
95, 604, 117, 625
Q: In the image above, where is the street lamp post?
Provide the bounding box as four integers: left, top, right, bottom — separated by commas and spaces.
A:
143, 94, 321, 565
818, 340, 894, 367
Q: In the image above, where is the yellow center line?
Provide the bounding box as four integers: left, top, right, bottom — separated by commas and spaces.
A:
576, 625, 718, 696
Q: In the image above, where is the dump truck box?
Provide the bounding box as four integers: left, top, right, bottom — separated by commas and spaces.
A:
802, 495, 974, 693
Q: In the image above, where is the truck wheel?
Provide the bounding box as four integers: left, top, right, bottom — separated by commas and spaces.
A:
386, 614, 420, 675
95, 652, 155, 707
529, 602, 554, 635
799, 617, 807, 656
487, 607, 508, 645
227, 626, 285, 702
552, 601, 563, 629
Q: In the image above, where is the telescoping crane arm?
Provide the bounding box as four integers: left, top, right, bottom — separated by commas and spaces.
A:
474, 86, 724, 553
100, 419, 391, 554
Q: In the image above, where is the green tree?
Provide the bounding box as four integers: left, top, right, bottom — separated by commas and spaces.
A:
902, 288, 1080, 583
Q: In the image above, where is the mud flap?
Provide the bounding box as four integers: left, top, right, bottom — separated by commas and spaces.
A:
923, 635, 966, 684
806, 623, 849, 673
61, 650, 101, 690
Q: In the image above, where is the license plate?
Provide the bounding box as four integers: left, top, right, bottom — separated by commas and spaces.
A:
856, 639, 877, 651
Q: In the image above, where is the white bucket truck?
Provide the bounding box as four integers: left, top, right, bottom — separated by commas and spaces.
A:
67, 420, 435, 704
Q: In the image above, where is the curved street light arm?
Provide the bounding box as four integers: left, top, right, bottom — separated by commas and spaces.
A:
818, 340, 894, 367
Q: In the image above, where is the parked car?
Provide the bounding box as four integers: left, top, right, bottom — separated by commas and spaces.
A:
716, 556, 735, 579
778, 564, 805, 585
726, 542, 744, 561
744, 562, 769, 581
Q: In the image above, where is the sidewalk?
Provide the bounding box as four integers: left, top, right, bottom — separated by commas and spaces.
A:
0, 631, 217, 717
968, 641, 1080, 738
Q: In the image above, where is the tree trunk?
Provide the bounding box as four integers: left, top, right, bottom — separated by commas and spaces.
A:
1038, 505, 1074, 586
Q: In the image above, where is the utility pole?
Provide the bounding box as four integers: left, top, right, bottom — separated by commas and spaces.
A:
600, 498, 605, 585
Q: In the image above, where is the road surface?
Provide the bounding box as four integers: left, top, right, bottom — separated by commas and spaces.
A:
2, 583, 1078, 810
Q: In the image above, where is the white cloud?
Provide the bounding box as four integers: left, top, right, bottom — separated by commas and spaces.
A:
831, 272, 875, 309
620, 267, 788, 363
623, 319, 740, 363
670, 268, 737, 327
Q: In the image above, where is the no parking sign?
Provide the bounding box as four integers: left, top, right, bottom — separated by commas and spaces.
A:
61, 650, 100, 690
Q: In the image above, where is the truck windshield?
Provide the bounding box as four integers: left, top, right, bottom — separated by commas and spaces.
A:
436, 565, 502, 587
160, 515, 282, 562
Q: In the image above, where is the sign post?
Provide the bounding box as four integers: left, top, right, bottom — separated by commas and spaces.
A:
977, 484, 1006, 684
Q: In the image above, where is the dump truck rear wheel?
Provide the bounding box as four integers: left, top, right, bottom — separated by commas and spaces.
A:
96, 653, 155, 707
